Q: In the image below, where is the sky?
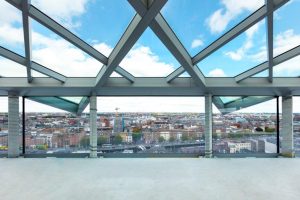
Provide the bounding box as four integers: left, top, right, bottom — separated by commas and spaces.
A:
0, 0, 300, 112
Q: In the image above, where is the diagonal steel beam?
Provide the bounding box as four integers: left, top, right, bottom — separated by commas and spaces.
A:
235, 45, 300, 82
115, 66, 135, 83
266, 0, 274, 83
166, 66, 185, 83
192, 0, 289, 65
77, 97, 90, 115
6, 0, 134, 83
22, 0, 32, 83
131, 0, 206, 88
0, 46, 66, 82
94, 0, 167, 89
5, 0, 108, 65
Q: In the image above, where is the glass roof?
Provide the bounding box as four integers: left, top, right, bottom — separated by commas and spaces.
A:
31, 19, 103, 77
214, 96, 275, 114
162, 0, 265, 56
0, 58, 27, 77
0, 0, 24, 56
31, 0, 136, 52
0, 0, 297, 83
274, 55, 300, 77
273, 0, 300, 57
120, 28, 180, 77
28, 96, 85, 113
198, 19, 266, 77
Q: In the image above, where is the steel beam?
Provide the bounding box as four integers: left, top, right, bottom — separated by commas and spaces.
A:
115, 66, 135, 83
22, 0, 32, 82
235, 45, 300, 82
5, 0, 108, 65
94, 0, 167, 88
192, 0, 289, 65
166, 66, 185, 83
266, 0, 274, 82
0, 46, 66, 82
77, 96, 90, 115
0, 77, 300, 96
131, 0, 206, 88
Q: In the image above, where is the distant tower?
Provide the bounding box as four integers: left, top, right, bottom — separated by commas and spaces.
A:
113, 108, 123, 135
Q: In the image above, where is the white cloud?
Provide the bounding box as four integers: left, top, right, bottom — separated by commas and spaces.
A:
274, 29, 300, 57
191, 38, 204, 49
224, 23, 260, 61
0, 1, 21, 25
208, 68, 226, 77
31, 0, 90, 29
0, 24, 24, 46
0, 58, 27, 77
248, 29, 300, 76
120, 45, 176, 77
206, 0, 264, 34
93, 43, 113, 57
274, 55, 300, 76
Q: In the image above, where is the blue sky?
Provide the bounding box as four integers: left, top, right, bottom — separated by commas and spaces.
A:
1, 0, 300, 77
0, 0, 300, 112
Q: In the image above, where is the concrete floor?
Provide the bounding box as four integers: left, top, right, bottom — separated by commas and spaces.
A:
0, 158, 299, 200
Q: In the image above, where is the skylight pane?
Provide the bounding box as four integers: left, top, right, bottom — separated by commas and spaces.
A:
119, 28, 180, 77
273, 0, 300, 57
274, 55, 300, 77
198, 19, 266, 77
0, 58, 26, 77
31, 0, 135, 54
31, 19, 103, 77
162, 0, 264, 56
0, 0, 24, 56
60, 97, 82, 104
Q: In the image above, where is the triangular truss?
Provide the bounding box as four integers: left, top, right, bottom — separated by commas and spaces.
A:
0, 0, 298, 114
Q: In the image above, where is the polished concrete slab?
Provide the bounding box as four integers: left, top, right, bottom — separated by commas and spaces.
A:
0, 158, 299, 200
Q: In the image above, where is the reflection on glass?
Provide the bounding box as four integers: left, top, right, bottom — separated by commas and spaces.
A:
293, 97, 300, 157
0, 97, 8, 154
97, 112, 204, 155
213, 97, 277, 154
95, 97, 204, 155
25, 99, 90, 154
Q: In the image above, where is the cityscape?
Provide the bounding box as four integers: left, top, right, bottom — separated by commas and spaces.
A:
0, 111, 300, 156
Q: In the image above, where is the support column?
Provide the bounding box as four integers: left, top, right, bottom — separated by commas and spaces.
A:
89, 96, 97, 158
281, 96, 294, 157
8, 94, 20, 158
205, 94, 213, 158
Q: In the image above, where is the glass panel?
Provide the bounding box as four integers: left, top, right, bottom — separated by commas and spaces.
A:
0, 97, 22, 156
0, 58, 27, 77
274, 55, 300, 77
96, 97, 204, 155
0, 97, 8, 155
120, 28, 180, 77
293, 97, 300, 157
274, 0, 300, 57
198, 19, 267, 77
31, 0, 135, 51
213, 97, 277, 154
28, 97, 83, 113
0, 0, 24, 56
220, 97, 241, 104
60, 97, 82, 104
25, 99, 90, 154
162, 0, 264, 56
31, 19, 103, 77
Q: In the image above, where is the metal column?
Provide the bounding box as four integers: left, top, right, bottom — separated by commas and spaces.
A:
8, 94, 20, 158
281, 96, 294, 157
205, 94, 213, 158
89, 96, 97, 158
